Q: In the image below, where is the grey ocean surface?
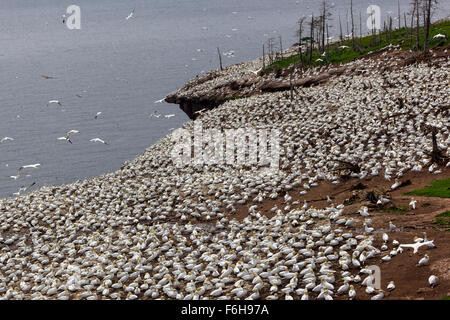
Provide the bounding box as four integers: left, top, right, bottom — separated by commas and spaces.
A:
0, 0, 448, 198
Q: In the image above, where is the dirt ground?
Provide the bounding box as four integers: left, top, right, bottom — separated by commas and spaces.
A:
231, 168, 450, 300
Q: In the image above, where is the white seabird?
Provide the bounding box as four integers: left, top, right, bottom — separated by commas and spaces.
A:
57, 130, 79, 144
47, 100, 62, 106
0, 137, 14, 143
90, 138, 108, 145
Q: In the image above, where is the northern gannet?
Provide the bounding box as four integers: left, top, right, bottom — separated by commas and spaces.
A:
57, 130, 79, 144
400, 241, 434, 254
47, 100, 62, 106
417, 254, 429, 266
0, 137, 14, 143
428, 275, 438, 288
90, 138, 108, 145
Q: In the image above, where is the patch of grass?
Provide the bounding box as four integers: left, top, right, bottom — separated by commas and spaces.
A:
441, 295, 450, 300
404, 178, 450, 198
433, 211, 450, 231
263, 20, 450, 74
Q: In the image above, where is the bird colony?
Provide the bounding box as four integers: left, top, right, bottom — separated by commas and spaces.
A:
0, 47, 448, 300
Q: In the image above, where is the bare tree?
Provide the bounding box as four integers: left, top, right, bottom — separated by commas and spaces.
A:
297, 17, 307, 68
217, 47, 223, 71
319, 1, 333, 53
279, 36, 283, 60
309, 14, 315, 64
423, 0, 438, 53
416, 0, 420, 50
359, 12, 362, 48
326, 23, 330, 62
410, 1, 416, 43
346, 10, 349, 36
262, 44, 265, 70
350, 0, 355, 49
398, 0, 401, 29
339, 13, 343, 42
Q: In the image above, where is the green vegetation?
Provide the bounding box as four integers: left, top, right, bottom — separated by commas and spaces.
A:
441, 295, 450, 300
433, 211, 450, 231
404, 178, 450, 198
263, 20, 450, 74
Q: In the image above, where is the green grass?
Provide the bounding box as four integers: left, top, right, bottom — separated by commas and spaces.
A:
433, 211, 450, 231
404, 178, 450, 198
263, 20, 450, 74
441, 295, 450, 300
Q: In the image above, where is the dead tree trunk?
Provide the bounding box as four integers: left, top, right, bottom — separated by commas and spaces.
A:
309, 15, 314, 64
350, 0, 355, 49
428, 127, 449, 165
423, 0, 432, 54
262, 44, 265, 70
217, 47, 223, 71
416, 0, 420, 50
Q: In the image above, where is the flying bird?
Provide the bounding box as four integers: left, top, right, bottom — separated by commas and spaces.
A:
47, 100, 62, 106
126, 8, 135, 20
41, 75, 55, 80
400, 240, 435, 254
339, 45, 350, 49
57, 130, 79, 144
90, 138, 108, 145
433, 33, 446, 39
149, 111, 161, 118
10, 164, 41, 180
154, 98, 165, 104
164, 114, 175, 118
94, 112, 102, 119
0, 137, 14, 143
194, 108, 207, 115
247, 67, 262, 75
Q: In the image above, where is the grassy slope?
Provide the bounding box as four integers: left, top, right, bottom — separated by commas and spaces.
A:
404, 178, 450, 198
264, 20, 450, 73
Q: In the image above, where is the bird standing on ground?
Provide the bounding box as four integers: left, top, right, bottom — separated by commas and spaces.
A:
390, 179, 400, 190
389, 221, 396, 231
387, 281, 395, 291
348, 285, 356, 300
428, 275, 438, 288
409, 198, 417, 210
417, 254, 429, 266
